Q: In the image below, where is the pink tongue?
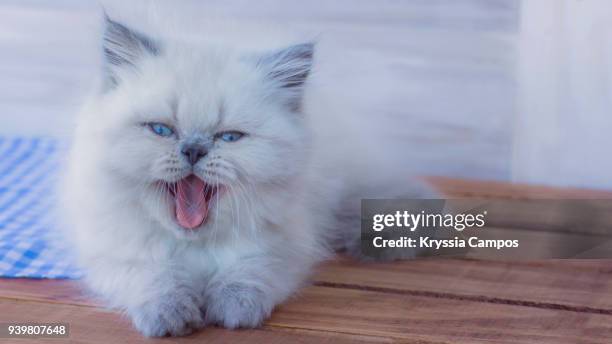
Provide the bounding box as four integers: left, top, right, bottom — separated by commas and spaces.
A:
175, 175, 208, 229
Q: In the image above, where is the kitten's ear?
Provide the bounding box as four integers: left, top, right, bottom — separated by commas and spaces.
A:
257, 43, 314, 111
102, 14, 159, 89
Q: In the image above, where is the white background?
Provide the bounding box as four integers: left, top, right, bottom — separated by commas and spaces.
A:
1, 0, 609, 189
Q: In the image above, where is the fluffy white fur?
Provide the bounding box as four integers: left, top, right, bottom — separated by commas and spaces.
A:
61, 14, 433, 337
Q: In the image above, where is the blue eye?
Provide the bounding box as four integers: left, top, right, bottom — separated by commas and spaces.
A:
148, 123, 174, 137
218, 131, 244, 142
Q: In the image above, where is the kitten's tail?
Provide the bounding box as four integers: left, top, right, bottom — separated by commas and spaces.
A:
327, 176, 439, 261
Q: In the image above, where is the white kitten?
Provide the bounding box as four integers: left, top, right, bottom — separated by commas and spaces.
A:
61, 15, 433, 337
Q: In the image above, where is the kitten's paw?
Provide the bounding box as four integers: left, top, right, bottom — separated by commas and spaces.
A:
129, 287, 205, 337
204, 283, 272, 329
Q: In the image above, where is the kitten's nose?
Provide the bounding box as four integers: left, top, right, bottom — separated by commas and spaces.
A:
181, 143, 208, 165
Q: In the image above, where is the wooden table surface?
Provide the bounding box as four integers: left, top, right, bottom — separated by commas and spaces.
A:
1, 176, 612, 344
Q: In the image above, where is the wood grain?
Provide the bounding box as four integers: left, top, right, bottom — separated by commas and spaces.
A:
314, 258, 612, 312
2, 283, 611, 344
0, 278, 96, 307
0, 299, 389, 344
424, 176, 612, 199
271, 286, 612, 344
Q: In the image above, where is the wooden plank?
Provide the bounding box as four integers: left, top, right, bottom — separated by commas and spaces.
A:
0, 299, 391, 344
0, 278, 97, 307
269, 286, 612, 344
314, 258, 612, 312
433, 226, 612, 259
436, 198, 612, 236
3, 284, 609, 344
424, 176, 612, 199
418, 178, 612, 239
3, 256, 612, 314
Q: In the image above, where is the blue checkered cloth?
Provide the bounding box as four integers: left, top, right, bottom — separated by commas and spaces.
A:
0, 137, 81, 279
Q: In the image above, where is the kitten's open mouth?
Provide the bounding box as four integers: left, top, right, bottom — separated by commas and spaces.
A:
167, 175, 218, 230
